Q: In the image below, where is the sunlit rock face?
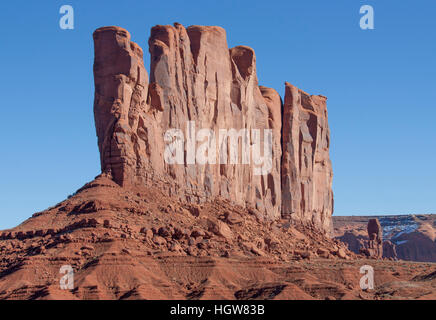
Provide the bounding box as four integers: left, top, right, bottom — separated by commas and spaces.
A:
281, 82, 333, 232
93, 23, 333, 231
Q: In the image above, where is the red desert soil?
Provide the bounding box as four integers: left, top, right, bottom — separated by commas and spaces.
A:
0, 175, 435, 300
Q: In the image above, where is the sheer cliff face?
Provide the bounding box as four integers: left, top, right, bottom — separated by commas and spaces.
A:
281, 83, 334, 232
147, 24, 282, 220
93, 26, 151, 187
93, 23, 332, 231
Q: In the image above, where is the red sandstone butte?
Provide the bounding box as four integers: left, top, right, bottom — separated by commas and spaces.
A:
93, 23, 333, 232
1, 23, 436, 301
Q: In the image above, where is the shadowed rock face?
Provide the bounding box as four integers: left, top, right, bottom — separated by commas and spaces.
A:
368, 218, 383, 241
93, 23, 333, 231
383, 240, 398, 260
360, 218, 383, 259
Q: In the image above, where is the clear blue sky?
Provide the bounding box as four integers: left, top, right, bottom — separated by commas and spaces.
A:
0, 0, 435, 229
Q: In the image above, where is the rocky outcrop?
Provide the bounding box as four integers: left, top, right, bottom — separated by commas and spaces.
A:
93, 23, 333, 231
383, 240, 398, 260
368, 218, 383, 241
359, 218, 383, 258
281, 83, 333, 232
93, 26, 151, 187
341, 218, 384, 259
336, 230, 366, 253
334, 218, 384, 259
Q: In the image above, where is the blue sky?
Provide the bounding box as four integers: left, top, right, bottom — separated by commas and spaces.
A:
0, 0, 435, 229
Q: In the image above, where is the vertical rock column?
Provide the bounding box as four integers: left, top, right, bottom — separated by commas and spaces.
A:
93, 26, 149, 186
360, 218, 383, 259
281, 82, 334, 233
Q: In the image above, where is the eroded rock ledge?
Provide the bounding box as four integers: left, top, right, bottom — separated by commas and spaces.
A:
93, 23, 333, 233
